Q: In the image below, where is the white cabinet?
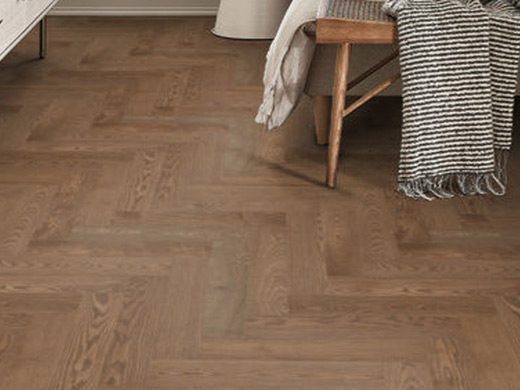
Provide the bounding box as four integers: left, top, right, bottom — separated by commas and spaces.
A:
0, 0, 59, 61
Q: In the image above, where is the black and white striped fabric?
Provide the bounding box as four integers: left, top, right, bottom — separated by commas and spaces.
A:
488, 0, 520, 150
382, 0, 520, 199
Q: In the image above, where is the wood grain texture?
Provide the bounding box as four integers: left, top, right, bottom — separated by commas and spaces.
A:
327, 42, 351, 188
317, 18, 397, 44
0, 16, 519, 390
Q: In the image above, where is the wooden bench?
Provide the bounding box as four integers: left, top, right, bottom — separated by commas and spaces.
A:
314, 1, 400, 188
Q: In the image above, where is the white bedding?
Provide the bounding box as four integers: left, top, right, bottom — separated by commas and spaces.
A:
256, 0, 324, 130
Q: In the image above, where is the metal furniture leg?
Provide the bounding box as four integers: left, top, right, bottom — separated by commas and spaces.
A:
39, 17, 47, 59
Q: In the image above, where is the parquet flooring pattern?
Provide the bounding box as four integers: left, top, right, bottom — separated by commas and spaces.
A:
0, 17, 519, 390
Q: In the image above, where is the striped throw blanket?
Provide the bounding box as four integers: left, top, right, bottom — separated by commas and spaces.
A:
383, 0, 520, 199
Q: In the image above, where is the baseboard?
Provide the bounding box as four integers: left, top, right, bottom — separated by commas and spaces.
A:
50, 6, 218, 16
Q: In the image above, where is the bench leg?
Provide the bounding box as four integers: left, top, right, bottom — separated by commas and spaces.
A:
39, 17, 47, 59
327, 43, 351, 188
313, 96, 331, 146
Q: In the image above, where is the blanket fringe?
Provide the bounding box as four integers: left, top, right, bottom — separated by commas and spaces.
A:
399, 150, 509, 201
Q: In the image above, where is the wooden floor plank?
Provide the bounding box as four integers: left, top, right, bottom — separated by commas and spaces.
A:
0, 16, 518, 390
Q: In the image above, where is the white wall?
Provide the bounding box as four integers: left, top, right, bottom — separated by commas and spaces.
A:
53, 0, 219, 15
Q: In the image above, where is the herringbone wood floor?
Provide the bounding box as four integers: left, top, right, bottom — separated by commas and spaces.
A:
0, 17, 519, 390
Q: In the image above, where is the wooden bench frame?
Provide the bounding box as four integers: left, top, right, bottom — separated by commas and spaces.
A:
314, 17, 400, 188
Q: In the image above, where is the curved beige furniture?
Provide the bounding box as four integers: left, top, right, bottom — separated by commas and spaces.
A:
213, 0, 291, 40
